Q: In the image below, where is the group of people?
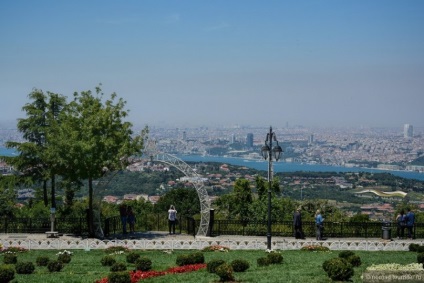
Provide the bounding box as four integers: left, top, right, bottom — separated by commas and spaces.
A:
396, 208, 415, 239
119, 204, 136, 234
293, 207, 325, 240
294, 208, 418, 241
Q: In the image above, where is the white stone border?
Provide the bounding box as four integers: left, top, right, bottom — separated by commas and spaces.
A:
1, 238, 421, 251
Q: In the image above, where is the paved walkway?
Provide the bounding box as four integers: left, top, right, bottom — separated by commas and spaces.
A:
1, 232, 422, 251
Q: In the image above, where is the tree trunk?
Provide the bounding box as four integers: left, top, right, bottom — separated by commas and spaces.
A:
51, 174, 56, 208
43, 180, 48, 207
88, 177, 94, 237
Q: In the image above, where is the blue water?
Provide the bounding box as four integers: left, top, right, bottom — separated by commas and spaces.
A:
0, 147, 17, 157
2, 146, 422, 181
177, 155, 424, 181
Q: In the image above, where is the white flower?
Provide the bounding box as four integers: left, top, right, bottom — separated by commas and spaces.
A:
366, 263, 423, 271
56, 250, 73, 256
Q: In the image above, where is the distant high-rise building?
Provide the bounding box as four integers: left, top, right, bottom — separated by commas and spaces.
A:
246, 133, 254, 148
308, 134, 314, 145
404, 124, 413, 138
231, 134, 236, 144
182, 131, 187, 141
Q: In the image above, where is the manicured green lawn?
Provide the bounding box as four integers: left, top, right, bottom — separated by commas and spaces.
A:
2, 248, 419, 283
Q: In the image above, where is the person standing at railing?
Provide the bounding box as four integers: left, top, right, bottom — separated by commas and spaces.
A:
119, 203, 128, 234
127, 206, 136, 234
315, 209, 324, 240
396, 210, 406, 239
293, 207, 305, 239
168, 205, 177, 235
406, 208, 415, 240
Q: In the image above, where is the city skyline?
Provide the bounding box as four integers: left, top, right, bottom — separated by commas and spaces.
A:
1, 1, 424, 128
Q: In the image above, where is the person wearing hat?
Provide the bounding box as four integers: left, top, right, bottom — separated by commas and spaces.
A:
293, 207, 305, 239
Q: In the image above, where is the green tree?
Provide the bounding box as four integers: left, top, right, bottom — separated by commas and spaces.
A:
155, 187, 200, 218
50, 86, 147, 237
4, 89, 66, 208
232, 179, 253, 221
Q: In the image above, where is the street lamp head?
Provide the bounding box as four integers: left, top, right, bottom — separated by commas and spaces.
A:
273, 143, 283, 161
261, 145, 270, 160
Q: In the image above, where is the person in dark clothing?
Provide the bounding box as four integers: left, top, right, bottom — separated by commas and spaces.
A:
293, 207, 305, 239
119, 203, 128, 234
406, 208, 415, 239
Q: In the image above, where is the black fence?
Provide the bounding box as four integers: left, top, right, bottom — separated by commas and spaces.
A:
209, 220, 421, 239
1, 216, 422, 240
0, 217, 87, 235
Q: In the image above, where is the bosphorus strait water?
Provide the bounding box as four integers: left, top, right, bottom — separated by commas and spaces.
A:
176, 155, 424, 181
1, 147, 423, 181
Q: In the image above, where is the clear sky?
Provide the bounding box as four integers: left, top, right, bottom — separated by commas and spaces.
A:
1, 1, 423, 128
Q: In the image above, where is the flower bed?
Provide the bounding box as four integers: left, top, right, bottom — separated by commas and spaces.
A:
202, 245, 230, 252
362, 263, 424, 283
95, 263, 206, 283
300, 245, 329, 252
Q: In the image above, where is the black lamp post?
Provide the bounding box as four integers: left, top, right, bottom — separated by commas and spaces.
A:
261, 126, 283, 250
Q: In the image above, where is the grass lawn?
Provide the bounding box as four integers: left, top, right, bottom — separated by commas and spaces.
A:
2, 248, 419, 283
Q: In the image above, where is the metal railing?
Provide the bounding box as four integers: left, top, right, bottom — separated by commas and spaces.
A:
0, 217, 87, 235
2, 216, 421, 239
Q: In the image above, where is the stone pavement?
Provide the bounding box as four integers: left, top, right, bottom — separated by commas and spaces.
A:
0, 231, 422, 251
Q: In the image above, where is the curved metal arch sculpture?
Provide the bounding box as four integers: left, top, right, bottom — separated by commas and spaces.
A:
149, 152, 211, 236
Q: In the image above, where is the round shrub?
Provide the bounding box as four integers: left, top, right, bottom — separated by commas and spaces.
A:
417, 252, 424, 264
126, 252, 140, 264
58, 253, 72, 264
15, 261, 35, 274
257, 257, 270, 267
190, 252, 205, 264
176, 254, 191, 266
267, 252, 283, 264
338, 250, 355, 259
0, 265, 15, 283
36, 256, 50, 266
108, 271, 131, 283
3, 254, 17, 265
416, 246, 424, 253
322, 258, 354, 281
346, 255, 362, 267
215, 263, 234, 282
135, 257, 152, 271
47, 260, 64, 272
110, 262, 127, 272
207, 259, 226, 273
409, 243, 420, 252
230, 259, 250, 272
101, 255, 117, 266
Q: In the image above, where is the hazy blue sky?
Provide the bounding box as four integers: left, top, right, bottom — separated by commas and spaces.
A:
1, 1, 423, 128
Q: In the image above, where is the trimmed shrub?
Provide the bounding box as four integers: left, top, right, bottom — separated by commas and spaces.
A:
0, 265, 15, 283
101, 255, 117, 266
176, 254, 191, 266
207, 259, 226, 273
15, 261, 35, 274
346, 255, 362, 267
267, 252, 283, 264
417, 252, 424, 264
58, 253, 72, 264
36, 256, 50, 266
47, 260, 64, 272
322, 258, 354, 281
215, 263, 234, 282
409, 243, 420, 252
257, 257, 270, 267
135, 257, 152, 271
338, 250, 355, 259
190, 252, 205, 264
416, 246, 424, 253
108, 271, 131, 283
126, 252, 140, 264
176, 252, 205, 266
230, 259, 250, 272
3, 254, 17, 265
110, 262, 127, 272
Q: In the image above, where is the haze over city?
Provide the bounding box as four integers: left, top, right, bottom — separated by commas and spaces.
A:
1, 1, 423, 129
